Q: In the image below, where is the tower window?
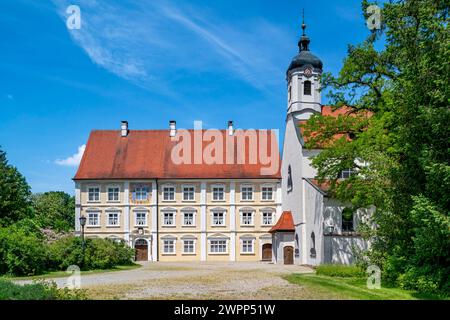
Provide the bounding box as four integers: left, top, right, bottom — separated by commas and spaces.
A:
304, 81, 312, 95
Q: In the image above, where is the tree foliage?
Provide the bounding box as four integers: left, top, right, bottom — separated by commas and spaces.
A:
0, 148, 32, 226
32, 192, 75, 232
302, 0, 450, 294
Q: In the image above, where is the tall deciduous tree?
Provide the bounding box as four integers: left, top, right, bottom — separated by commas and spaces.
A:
303, 0, 449, 293
32, 192, 75, 232
0, 148, 32, 226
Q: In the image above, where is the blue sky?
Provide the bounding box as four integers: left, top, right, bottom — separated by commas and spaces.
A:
0, 0, 374, 194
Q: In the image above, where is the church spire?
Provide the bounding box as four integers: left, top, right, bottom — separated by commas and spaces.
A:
298, 9, 310, 52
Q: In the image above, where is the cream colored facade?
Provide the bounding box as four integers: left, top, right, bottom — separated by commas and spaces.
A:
75, 179, 281, 262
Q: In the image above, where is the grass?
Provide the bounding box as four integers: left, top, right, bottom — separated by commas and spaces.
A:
285, 273, 447, 300
6, 264, 142, 281
315, 264, 365, 277
0, 279, 87, 300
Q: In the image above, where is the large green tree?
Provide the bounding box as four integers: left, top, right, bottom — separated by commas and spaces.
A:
32, 192, 75, 232
0, 148, 32, 226
303, 0, 449, 294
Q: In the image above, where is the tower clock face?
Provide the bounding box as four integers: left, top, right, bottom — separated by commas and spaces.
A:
304, 67, 313, 77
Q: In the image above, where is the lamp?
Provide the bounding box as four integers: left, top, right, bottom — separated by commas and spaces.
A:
79, 216, 87, 267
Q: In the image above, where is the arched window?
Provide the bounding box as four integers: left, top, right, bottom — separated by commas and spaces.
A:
287, 165, 293, 192
310, 232, 316, 258
304, 81, 312, 95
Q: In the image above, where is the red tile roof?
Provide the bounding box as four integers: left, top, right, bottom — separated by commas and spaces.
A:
74, 129, 281, 180
269, 211, 295, 233
299, 105, 369, 148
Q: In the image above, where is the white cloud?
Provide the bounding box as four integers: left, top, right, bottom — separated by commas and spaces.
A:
55, 144, 86, 167
52, 0, 291, 94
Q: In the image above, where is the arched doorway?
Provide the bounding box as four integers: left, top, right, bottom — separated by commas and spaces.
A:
283, 246, 294, 265
135, 239, 149, 261
262, 243, 272, 261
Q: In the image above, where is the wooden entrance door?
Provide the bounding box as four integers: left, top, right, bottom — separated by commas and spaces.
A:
283, 246, 294, 265
135, 239, 148, 261
262, 244, 272, 261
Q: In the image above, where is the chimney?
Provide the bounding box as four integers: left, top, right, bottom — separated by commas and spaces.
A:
121, 121, 129, 137
169, 120, 177, 137
228, 120, 234, 136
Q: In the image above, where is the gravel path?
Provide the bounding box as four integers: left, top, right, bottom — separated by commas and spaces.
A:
16, 262, 314, 299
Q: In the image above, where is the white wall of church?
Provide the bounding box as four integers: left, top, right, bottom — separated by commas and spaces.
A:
301, 149, 320, 178
323, 236, 369, 265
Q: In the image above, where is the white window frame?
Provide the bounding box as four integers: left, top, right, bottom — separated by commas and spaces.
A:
211, 210, 226, 227
134, 210, 148, 227
240, 184, 254, 201
261, 184, 275, 201
182, 185, 196, 202
339, 168, 354, 179
162, 184, 176, 201
106, 210, 120, 227
162, 210, 176, 227
211, 184, 225, 201
182, 239, 196, 254
87, 185, 100, 203
208, 239, 228, 254
133, 185, 150, 201
107, 185, 120, 202
240, 210, 255, 226
162, 238, 176, 255
182, 210, 196, 227
241, 238, 255, 254
86, 211, 100, 227
261, 210, 274, 226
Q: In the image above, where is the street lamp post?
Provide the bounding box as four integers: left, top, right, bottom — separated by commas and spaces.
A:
79, 216, 87, 267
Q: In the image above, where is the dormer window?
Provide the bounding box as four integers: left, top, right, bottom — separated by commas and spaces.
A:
304, 81, 312, 95
339, 169, 354, 179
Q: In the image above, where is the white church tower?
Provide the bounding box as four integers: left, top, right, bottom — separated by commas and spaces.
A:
279, 15, 324, 265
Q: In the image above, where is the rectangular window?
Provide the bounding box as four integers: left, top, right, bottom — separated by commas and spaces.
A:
108, 187, 119, 201
163, 212, 175, 226
212, 186, 225, 201
241, 212, 253, 225
339, 169, 354, 179
262, 212, 273, 225
183, 212, 194, 226
212, 212, 225, 226
134, 186, 149, 201
241, 239, 254, 253
163, 239, 175, 254
88, 187, 100, 202
163, 186, 175, 201
135, 212, 147, 226
210, 240, 227, 253
182, 186, 195, 201
261, 186, 273, 200
87, 212, 99, 226
183, 240, 195, 254
241, 186, 253, 201
107, 212, 119, 226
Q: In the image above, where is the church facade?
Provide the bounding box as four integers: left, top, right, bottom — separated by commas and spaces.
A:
74, 18, 368, 265
271, 21, 369, 265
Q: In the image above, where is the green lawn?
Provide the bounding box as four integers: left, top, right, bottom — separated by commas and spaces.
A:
285, 273, 446, 300
5, 264, 142, 281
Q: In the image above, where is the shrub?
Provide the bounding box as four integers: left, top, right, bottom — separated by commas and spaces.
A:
48, 236, 134, 271
47, 236, 84, 270
316, 264, 365, 278
83, 238, 134, 270
0, 279, 86, 300
0, 226, 49, 276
